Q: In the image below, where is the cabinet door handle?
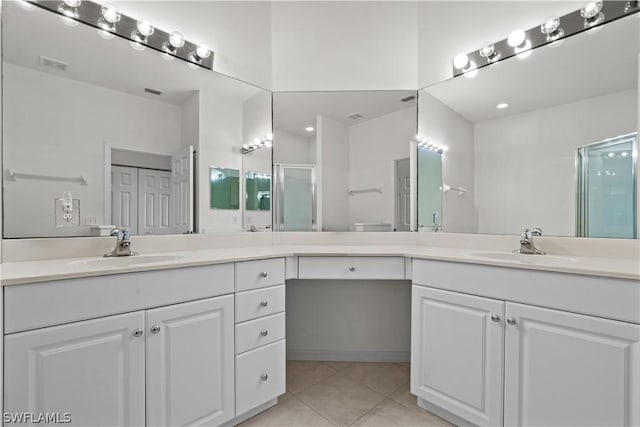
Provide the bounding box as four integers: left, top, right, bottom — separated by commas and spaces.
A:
132, 328, 144, 337
260, 300, 268, 307
150, 325, 161, 334
491, 314, 501, 323
260, 329, 268, 337
261, 373, 269, 381
348, 266, 356, 272
260, 271, 268, 278
506, 317, 517, 325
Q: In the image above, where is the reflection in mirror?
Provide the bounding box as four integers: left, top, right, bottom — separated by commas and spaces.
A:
245, 172, 271, 212
2, 2, 272, 237
418, 14, 639, 238
417, 149, 443, 231
209, 168, 240, 210
273, 91, 417, 232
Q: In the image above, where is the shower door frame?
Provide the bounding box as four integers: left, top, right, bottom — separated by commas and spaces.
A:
575, 132, 638, 238
273, 163, 318, 232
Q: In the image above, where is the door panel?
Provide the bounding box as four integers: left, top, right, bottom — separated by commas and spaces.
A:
170, 145, 194, 234
138, 169, 172, 235
504, 302, 640, 427
395, 157, 411, 231
411, 286, 504, 427
111, 165, 138, 234
4, 312, 145, 427
146, 295, 234, 426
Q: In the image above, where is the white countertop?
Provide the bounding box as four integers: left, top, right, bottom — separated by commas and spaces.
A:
1, 244, 638, 286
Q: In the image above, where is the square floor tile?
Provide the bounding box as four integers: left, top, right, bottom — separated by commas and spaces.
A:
287, 361, 339, 394
352, 398, 454, 427
239, 397, 335, 427
341, 362, 409, 396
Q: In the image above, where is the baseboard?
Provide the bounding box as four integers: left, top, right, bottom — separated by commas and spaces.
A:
417, 397, 476, 427
286, 349, 410, 363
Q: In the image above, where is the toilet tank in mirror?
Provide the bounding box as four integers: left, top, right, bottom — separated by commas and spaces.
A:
418, 14, 639, 238
273, 91, 417, 232
2, 1, 272, 238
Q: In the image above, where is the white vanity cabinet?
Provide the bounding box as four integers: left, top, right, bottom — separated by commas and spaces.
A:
4, 264, 236, 427
411, 259, 640, 427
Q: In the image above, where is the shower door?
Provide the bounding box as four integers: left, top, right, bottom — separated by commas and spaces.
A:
576, 133, 637, 238
273, 164, 317, 232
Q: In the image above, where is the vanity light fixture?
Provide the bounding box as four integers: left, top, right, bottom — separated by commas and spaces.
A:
305, 126, 315, 132
27, 0, 213, 70
415, 136, 447, 154
496, 103, 509, 109
451, 1, 638, 77
242, 133, 274, 154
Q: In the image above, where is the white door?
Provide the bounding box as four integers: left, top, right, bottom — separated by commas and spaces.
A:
146, 295, 235, 427
411, 286, 504, 427
395, 158, 411, 231
504, 302, 640, 427
138, 169, 172, 235
4, 312, 146, 426
111, 165, 138, 234
170, 145, 194, 234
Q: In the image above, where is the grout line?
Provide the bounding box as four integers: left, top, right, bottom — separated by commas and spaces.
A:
291, 395, 338, 427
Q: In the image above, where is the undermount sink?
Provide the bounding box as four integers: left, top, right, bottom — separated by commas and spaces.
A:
69, 254, 184, 268
469, 251, 576, 265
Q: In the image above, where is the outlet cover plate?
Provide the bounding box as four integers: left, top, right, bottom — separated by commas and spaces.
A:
55, 199, 80, 227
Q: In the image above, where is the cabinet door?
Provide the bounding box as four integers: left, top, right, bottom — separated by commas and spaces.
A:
411, 285, 504, 427
4, 312, 145, 426
146, 295, 234, 427
504, 302, 640, 427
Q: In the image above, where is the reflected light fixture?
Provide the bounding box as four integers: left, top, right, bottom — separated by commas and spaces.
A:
97, 4, 120, 39
242, 133, 274, 154
188, 44, 211, 65
581, 1, 604, 28
508, 29, 532, 59
162, 31, 185, 61
414, 136, 447, 154
541, 16, 565, 47
479, 42, 500, 63
58, 0, 81, 26
305, 126, 315, 132
130, 20, 154, 51
496, 103, 509, 109
452, 53, 478, 78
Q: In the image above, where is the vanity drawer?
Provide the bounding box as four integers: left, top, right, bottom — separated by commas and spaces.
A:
235, 312, 286, 354
298, 256, 406, 280
236, 285, 285, 323
236, 258, 285, 292
236, 340, 286, 416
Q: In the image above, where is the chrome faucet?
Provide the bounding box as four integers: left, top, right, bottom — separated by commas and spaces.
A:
518, 228, 545, 255
104, 228, 137, 257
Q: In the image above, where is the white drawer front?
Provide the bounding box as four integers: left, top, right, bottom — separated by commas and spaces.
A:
236, 340, 286, 416
235, 313, 286, 354
236, 285, 285, 323
236, 258, 286, 292
298, 256, 406, 280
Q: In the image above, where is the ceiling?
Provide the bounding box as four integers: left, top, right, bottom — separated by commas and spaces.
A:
425, 13, 639, 123
2, 1, 263, 106
273, 90, 416, 138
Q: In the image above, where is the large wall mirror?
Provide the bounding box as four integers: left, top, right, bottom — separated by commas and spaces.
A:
273, 91, 417, 232
418, 13, 639, 238
2, 1, 272, 238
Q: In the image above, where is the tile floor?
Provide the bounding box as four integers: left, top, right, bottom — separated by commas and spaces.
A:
239, 361, 455, 427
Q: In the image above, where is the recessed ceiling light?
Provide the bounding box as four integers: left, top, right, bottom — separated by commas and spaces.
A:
496, 103, 509, 109
305, 126, 315, 132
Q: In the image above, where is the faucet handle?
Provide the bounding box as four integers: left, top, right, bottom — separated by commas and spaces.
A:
521, 228, 531, 240
531, 227, 542, 236
110, 228, 121, 238
121, 228, 131, 241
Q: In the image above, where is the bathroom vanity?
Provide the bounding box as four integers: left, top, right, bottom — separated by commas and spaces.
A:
1, 243, 638, 427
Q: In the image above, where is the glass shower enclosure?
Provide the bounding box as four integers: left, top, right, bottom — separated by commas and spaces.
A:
576, 133, 637, 238
273, 164, 317, 231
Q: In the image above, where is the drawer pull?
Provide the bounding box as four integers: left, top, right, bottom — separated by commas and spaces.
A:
150, 325, 161, 334
260, 300, 269, 307
260, 329, 268, 337
506, 317, 517, 325
132, 328, 144, 337
261, 373, 269, 381
348, 266, 356, 272
491, 314, 500, 323
260, 271, 268, 278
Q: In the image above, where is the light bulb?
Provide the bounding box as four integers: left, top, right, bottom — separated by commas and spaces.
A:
463, 61, 477, 78
496, 103, 509, 109
540, 16, 560, 35
508, 29, 526, 47
63, 0, 81, 7
137, 20, 154, 37
305, 126, 314, 132
196, 44, 211, 59
453, 53, 469, 70
581, 1, 602, 19
253, 138, 261, 145
101, 4, 120, 24
265, 132, 273, 141
515, 40, 532, 59
169, 31, 185, 48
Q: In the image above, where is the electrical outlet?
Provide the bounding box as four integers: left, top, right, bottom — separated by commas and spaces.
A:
55, 198, 80, 227
81, 216, 98, 226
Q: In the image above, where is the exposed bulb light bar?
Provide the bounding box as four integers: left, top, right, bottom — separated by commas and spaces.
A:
26, 0, 214, 70
414, 136, 447, 154
242, 133, 274, 154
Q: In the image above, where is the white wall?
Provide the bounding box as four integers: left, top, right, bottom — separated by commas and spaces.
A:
418, 92, 475, 233
242, 91, 273, 230
197, 90, 244, 233
286, 280, 411, 362
114, 1, 273, 90
348, 107, 415, 230
417, 1, 582, 88
3, 64, 182, 238
271, 1, 418, 91
474, 89, 637, 236
273, 129, 315, 165
317, 116, 350, 231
